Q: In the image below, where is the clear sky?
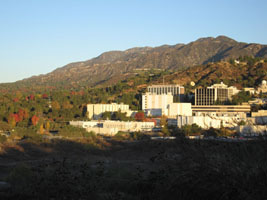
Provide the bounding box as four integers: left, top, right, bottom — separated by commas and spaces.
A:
0, 0, 267, 83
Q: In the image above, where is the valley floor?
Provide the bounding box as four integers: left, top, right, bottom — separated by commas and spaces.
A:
0, 136, 267, 199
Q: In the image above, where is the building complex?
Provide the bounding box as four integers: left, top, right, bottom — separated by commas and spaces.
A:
195, 82, 239, 105
70, 80, 267, 136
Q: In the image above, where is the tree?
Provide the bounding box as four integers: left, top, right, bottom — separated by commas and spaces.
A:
52, 101, 60, 110
102, 112, 112, 120
135, 112, 145, 121
0, 121, 10, 131
42, 94, 49, 99
8, 114, 16, 128
231, 90, 252, 105
160, 115, 168, 127
45, 121, 50, 131
181, 124, 202, 136
39, 123, 44, 134
31, 115, 39, 126
204, 127, 219, 137
238, 120, 246, 126
62, 101, 73, 109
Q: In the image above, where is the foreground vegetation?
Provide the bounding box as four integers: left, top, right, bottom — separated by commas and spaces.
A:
0, 136, 267, 200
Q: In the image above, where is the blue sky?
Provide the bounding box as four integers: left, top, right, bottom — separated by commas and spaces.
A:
0, 0, 267, 83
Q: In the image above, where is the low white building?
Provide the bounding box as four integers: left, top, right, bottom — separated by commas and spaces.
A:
70, 120, 155, 136
168, 116, 222, 129
87, 103, 134, 119
168, 113, 245, 129
70, 121, 99, 128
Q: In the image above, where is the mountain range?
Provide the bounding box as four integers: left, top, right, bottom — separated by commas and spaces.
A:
3, 36, 267, 90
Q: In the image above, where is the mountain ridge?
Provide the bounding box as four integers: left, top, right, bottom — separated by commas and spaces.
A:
4, 36, 267, 89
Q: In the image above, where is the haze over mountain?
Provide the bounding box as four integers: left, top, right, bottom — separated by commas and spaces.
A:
5, 36, 267, 89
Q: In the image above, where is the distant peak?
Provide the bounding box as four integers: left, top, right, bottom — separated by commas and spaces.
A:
125, 47, 152, 53
195, 37, 213, 42
215, 35, 236, 42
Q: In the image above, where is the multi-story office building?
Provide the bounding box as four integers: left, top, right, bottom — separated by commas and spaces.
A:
87, 103, 132, 119
147, 84, 185, 101
142, 92, 192, 117
195, 82, 239, 105
142, 92, 173, 116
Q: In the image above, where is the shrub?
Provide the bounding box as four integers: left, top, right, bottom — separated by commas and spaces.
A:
0, 135, 7, 143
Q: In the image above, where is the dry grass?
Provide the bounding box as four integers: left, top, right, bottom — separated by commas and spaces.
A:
1, 138, 267, 199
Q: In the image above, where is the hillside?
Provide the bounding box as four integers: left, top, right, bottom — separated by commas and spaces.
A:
1, 36, 267, 91
162, 60, 267, 89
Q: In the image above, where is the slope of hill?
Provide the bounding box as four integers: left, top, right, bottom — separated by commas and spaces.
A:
1, 36, 267, 90
163, 60, 267, 89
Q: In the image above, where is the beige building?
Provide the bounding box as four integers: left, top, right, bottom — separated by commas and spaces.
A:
87, 103, 132, 119
142, 92, 173, 116
195, 82, 239, 105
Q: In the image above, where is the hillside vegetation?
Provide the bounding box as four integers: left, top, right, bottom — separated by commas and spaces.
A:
0, 58, 266, 136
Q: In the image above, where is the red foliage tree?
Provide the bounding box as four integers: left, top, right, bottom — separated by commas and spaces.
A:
143, 118, 157, 126
29, 94, 35, 100
134, 112, 145, 121
13, 98, 19, 102
31, 115, 39, 126
42, 94, 49, 99
18, 109, 25, 121
8, 113, 20, 126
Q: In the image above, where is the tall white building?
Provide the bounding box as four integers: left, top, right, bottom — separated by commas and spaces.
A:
142, 92, 173, 116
